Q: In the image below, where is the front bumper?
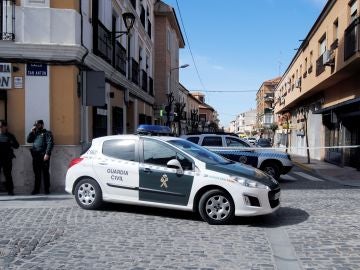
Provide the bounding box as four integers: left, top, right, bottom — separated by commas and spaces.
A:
233, 186, 281, 216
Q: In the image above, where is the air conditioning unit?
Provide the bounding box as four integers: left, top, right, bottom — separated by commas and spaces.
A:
295, 78, 302, 88
323, 50, 335, 66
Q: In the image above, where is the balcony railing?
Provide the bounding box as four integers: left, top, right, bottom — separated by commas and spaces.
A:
0, 0, 15, 41
141, 70, 148, 92
316, 54, 325, 76
114, 41, 127, 76
344, 17, 360, 61
95, 20, 112, 63
147, 20, 152, 39
131, 58, 139, 85
149, 77, 154, 96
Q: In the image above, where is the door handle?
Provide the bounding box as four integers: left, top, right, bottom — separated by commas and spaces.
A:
143, 168, 152, 174
99, 162, 108, 165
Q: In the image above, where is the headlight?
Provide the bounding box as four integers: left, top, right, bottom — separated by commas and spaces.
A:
228, 176, 270, 190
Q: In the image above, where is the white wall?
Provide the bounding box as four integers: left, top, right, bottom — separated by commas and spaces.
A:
15, 6, 81, 45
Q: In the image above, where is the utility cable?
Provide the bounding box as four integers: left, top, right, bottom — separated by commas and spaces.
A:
175, 0, 207, 92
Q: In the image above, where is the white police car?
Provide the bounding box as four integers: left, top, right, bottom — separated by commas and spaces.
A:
181, 133, 293, 180
65, 135, 280, 225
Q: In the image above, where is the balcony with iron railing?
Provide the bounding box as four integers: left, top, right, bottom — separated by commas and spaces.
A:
0, 0, 15, 41
94, 20, 113, 63
131, 58, 139, 85
344, 17, 360, 61
114, 41, 127, 76
141, 69, 148, 92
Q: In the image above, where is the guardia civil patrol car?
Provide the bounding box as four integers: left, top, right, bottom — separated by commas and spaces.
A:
65, 135, 280, 225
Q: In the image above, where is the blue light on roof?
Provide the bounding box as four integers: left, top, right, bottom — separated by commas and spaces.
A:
136, 125, 172, 135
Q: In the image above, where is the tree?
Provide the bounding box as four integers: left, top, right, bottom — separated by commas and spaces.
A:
299, 106, 310, 164
270, 123, 278, 146
174, 101, 186, 136
165, 92, 175, 127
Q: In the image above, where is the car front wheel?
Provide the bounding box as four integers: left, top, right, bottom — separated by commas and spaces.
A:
198, 189, 235, 225
74, 178, 103, 210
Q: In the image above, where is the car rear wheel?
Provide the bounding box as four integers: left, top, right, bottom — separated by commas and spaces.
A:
198, 189, 235, 225
74, 178, 102, 210
261, 162, 280, 180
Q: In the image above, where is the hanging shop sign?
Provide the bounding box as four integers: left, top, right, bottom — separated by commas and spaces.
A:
26, 63, 48, 76
0, 63, 12, 89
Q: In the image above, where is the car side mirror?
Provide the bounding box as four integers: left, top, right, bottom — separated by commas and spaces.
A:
167, 159, 184, 175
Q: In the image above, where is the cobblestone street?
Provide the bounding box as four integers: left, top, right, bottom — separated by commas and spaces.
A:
0, 167, 360, 270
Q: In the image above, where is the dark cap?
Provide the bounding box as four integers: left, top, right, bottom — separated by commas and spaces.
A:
34, 120, 44, 125
0, 120, 7, 127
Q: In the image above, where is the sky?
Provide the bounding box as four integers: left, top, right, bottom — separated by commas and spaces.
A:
164, 0, 327, 128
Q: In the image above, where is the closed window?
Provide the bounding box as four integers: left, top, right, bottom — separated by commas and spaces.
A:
103, 140, 136, 161
202, 136, 222, 147
319, 35, 327, 56
225, 137, 249, 147
350, 0, 358, 22
144, 140, 177, 166
186, 137, 200, 144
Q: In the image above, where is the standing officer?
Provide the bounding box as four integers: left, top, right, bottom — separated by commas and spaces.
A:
27, 120, 54, 195
0, 120, 19, 195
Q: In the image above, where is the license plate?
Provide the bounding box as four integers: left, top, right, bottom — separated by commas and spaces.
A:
274, 191, 281, 200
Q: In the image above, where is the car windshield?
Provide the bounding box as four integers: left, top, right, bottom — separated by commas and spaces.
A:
168, 139, 232, 165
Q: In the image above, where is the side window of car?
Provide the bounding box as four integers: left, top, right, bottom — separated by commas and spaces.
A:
143, 140, 177, 167
102, 140, 136, 161
186, 136, 200, 144
226, 137, 250, 147
177, 153, 193, 171
201, 136, 223, 147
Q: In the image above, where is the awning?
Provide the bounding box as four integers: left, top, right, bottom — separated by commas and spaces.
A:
313, 97, 360, 114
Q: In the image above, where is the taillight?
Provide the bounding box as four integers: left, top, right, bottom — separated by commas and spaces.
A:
68, 157, 83, 169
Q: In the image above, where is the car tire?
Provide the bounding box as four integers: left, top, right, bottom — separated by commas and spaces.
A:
261, 162, 280, 180
74, 178, 103, 210
198, 189, 235, 225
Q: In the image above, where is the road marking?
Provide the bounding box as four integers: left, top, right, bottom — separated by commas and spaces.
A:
293, 171, 324, 182
281, 174, 297, 181
265, 227, 303, 270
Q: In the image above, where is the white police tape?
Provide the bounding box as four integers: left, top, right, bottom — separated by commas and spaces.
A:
207, 145, 360, 151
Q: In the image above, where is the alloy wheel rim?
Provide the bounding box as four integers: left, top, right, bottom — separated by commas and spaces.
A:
77, 183, 96, 206
205, 195, 231, 220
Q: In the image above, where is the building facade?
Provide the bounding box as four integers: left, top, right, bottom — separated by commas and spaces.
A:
0, 0, 155, 192
274, 0, 360, 166
153, 0, 185, 126
231, 109, 257, 136
256, 77, 281, 131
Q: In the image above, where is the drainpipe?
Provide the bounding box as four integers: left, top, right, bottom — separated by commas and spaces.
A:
79, 0, 89, 149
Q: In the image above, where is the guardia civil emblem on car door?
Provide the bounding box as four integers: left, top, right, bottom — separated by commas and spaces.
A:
160, 174, 168, 188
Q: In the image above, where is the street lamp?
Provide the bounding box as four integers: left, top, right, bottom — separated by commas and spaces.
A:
113, 12, 136, 38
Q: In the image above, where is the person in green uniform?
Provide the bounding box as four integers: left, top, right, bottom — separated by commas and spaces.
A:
0, 120, 19, 195
27, 120, 54, 195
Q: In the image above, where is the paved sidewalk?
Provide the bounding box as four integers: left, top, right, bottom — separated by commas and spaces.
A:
291, 154, 360, 187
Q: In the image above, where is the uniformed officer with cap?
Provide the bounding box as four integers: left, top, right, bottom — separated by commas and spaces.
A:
0, 120, 19, 195
27, 120, 54, 195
